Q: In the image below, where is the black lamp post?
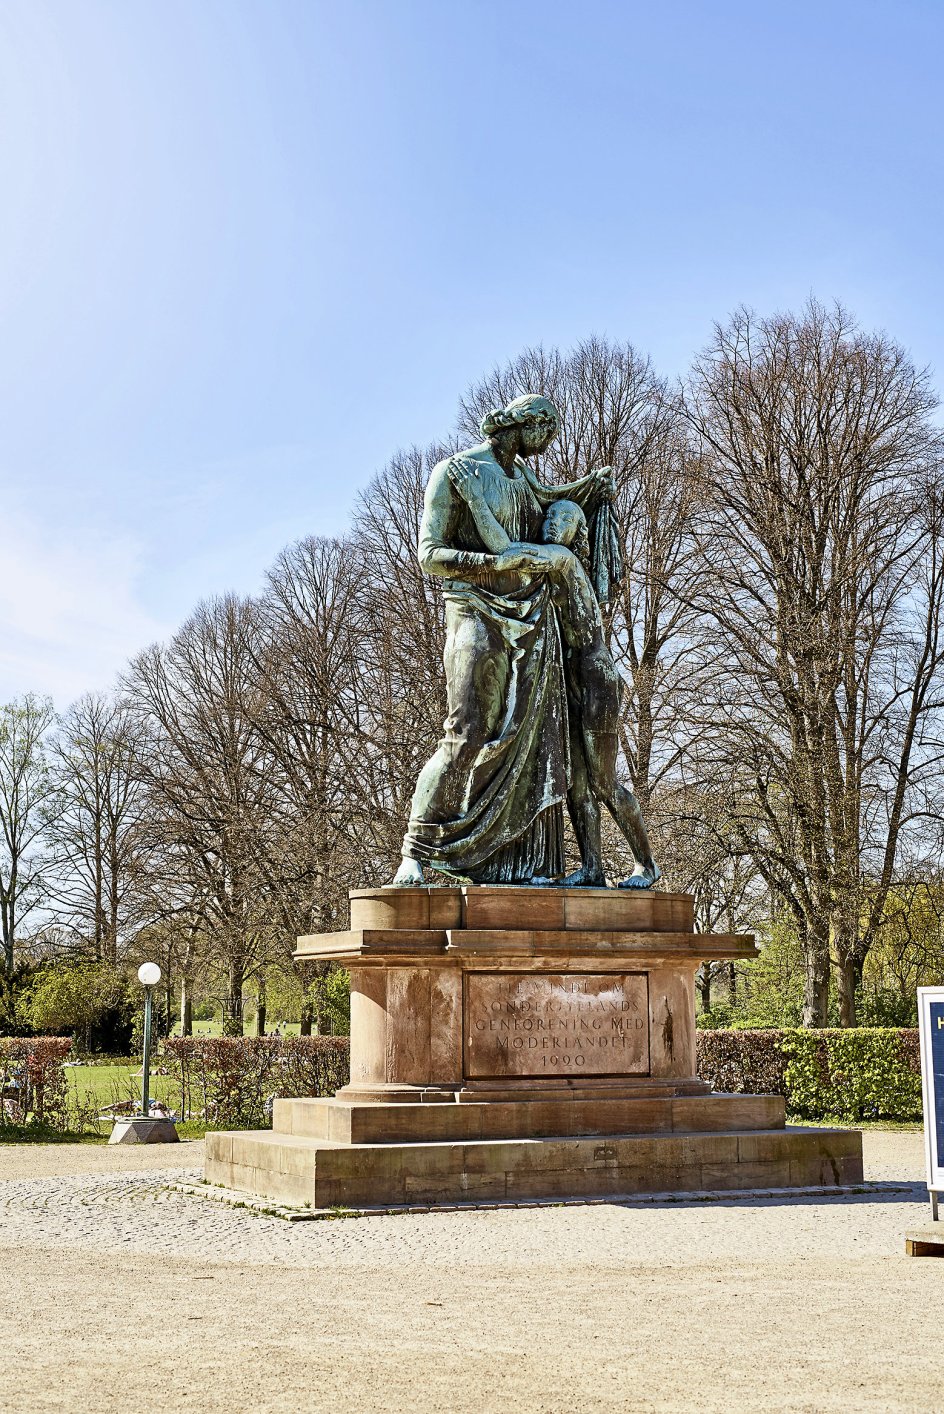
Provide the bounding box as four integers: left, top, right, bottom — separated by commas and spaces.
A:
137, 962, 161, 1117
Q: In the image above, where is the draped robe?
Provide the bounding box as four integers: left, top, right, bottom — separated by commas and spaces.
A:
401, 447, 619, 883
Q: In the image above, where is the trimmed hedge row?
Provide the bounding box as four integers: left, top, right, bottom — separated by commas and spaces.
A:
696, 1028, 922, 1122
0, 1032, 923, 1129
0, 1037, 73, 1127
162, 1036, 350, 1128
159, 1031, 921, 1126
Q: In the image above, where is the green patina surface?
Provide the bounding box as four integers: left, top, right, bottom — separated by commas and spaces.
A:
393, 393, 657, 891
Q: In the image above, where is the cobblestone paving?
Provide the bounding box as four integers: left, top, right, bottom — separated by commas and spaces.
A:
0, 1133, 932, 1271
0, 1168, 305, 1258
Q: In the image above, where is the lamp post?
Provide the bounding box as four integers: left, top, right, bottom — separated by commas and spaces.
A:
137, 962, 162, 1118
109, 961, 177, 1144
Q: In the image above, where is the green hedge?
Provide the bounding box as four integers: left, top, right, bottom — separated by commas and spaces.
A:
162, 1036, 350, 1128
696, 1028, 922, 1122
1, 1037, 73, 1129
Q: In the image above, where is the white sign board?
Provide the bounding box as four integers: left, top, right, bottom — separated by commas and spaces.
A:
918, 986, 944, 1213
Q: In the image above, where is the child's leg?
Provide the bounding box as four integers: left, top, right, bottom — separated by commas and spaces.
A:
564, 721, 606, 886
583, 729, 659, 884
607, 780, 658, 878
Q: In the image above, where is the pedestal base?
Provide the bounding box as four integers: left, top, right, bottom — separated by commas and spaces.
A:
205, 1097, 862, 1209
273, 1091, 777, 1144
205, 887, 863, 1208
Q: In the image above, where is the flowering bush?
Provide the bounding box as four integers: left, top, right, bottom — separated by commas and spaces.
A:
162, 1036, 350, 1128
0, 1037, 72, 1128
696, 1027, 922, 1121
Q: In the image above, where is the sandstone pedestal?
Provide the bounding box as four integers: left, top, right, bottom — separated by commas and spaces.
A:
205, 887, 863, 1208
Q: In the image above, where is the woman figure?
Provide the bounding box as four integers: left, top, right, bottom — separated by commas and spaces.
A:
448, 485, 660, 889
392, 394, 617, 885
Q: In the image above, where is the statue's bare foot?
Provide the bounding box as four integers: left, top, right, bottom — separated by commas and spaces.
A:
390, 857, 425, 886
617, 862, 661, 890
561, 865, 606, 887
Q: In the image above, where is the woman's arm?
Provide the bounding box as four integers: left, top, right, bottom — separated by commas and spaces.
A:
446, 459, 511, 552
446, 459, 571, 575
518, 460, 615, 509
417, 461, 496, 579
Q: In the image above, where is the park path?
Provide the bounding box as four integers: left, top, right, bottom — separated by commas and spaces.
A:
0, 1131, 938, 1413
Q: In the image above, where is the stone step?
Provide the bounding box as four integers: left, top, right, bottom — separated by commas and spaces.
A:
205, 1124, 863, 1210
272, 1092, 785, 1145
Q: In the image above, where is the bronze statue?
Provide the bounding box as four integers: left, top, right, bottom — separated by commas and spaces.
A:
392, 393, 658, 889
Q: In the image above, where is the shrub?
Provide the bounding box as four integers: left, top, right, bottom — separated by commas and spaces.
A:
162, 1036, 350, 1128
695, 1028, 789, 1099
696, 1027, 923, 1122
782, 1028, 922, 1121
0, 1037, 72, 1129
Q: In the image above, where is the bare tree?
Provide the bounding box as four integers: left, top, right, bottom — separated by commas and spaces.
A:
350, 445, 452, 869
251, 535, 370, 1031
0, 695, 54, 974
125, 596, 275, 1032
687, 300, 944, 1024
45, 692, 144, 964
6, 314, 940, 1043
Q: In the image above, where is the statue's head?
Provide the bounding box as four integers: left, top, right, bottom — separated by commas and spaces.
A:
543, 499, 590, 564
480, 394, 560, 456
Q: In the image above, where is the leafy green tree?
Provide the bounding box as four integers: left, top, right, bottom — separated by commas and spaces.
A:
28, 961, 128, 1050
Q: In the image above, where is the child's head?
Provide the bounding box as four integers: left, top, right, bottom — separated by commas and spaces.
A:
543, 500, 590, 562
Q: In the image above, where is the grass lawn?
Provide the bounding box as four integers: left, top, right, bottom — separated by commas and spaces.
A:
63, 1065, 248, 1140
66, 1063, 180, 1135
66, 1063, 178, 1108
0, 1123, 105, 1144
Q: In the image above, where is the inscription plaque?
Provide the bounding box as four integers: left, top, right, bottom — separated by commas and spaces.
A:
464, 972, 650, 1078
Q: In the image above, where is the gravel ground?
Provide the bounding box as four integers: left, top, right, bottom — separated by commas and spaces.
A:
0, 1131, 938, 1414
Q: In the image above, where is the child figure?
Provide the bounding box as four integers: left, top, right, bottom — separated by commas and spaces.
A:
447, 458, 659, 887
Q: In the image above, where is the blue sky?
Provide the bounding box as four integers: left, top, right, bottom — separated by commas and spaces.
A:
2, 0, 943, 703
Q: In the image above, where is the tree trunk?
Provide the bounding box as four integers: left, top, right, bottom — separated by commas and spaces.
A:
802, 918, 831, 1027
180, 977, 193, 1037
224, 969, 244, 1036
256, 1000, 267, 1036
838, 956, 862, 1028
698, 964, 711, 1014
299, 1005, 312, 1036
2, 897, 14, 976
727, 962, 736, 1007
